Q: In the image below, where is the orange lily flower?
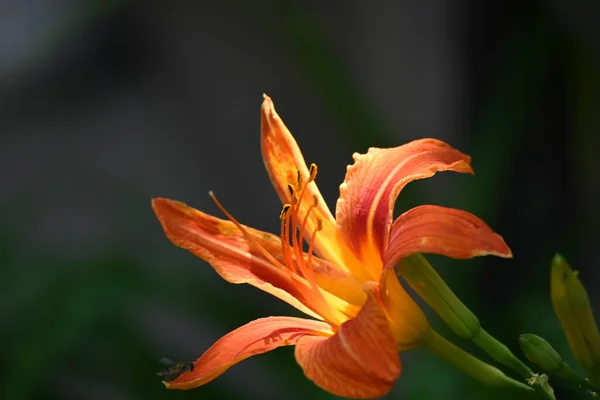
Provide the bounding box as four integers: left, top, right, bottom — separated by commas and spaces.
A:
152, 95, 512, 398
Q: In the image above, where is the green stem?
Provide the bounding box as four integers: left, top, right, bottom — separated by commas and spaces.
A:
422, 329, 534, 394
473, 329, 533, 378
567, 370, 599, 393
400, 254, 555, 398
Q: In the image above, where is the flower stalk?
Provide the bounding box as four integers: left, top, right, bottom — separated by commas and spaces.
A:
400, 253, 556, 399
422, 329, 534, 393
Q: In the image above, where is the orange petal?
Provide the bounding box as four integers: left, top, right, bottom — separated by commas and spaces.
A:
294, 282, 401, 399
384, 205, 512, 269
165, 316, 334, 389
261, 95, 345, 267
336, 139, 473, 277
152, 198, 322, 320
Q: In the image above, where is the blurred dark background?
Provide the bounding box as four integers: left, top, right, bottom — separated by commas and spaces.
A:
1, 1, 599, 399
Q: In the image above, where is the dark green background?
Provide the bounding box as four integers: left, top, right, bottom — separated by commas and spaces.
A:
1, 1, 599, 399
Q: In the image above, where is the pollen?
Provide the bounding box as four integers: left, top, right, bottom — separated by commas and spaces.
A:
309, 163, 318, 180
280, 204, 291, 220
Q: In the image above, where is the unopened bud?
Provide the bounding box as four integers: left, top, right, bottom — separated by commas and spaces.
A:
550, 254, 600, 378
519, 334, 564, 374
399, 254, 480, 340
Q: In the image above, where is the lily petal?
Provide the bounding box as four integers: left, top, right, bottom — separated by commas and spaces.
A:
336, 139, 473, 276
152, 198, 322, 320
165, 316, 333, 389
384, 205, 512, 269
261, 95, 344, 266
294, 282, 401, 399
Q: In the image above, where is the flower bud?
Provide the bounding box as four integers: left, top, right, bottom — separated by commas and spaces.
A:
422, 330, 534, 393
399, 254, 480, 340
519, 334, 564, 373
551, 254, 600, 379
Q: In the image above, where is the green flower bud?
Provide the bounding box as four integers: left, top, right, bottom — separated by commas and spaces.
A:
422, 330, 534, 393
399, 253, 481, 340
551, 254, 600, 382
519, 334, 564, 373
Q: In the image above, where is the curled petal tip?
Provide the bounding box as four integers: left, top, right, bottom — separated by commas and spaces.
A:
490, 235, 513, 258
471, 239, 513, 259
384, 205, 514, 266
476, 248, 513, 259
449, 159, 474, 175
475, 234, 513, 259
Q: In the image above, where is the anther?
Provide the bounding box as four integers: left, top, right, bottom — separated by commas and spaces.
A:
280, 204, 291, 220
311, 194, 319, 207
287, 184, 295, 197
309, 163, 318, 180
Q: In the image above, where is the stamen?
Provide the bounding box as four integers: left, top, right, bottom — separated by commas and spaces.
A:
209, 192, 335, 322
306, 220, 323, 283
209, 191, 290, 274
299, 195, 319, 245
308, 163, 318, 181
280, 204, 295, 272
302, 217, 332, 316
275, 168, 341, 324
290, 172, 311, 271
289, 167, 320, 280
279, 204, 291, 220
293, 192, 317, 289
